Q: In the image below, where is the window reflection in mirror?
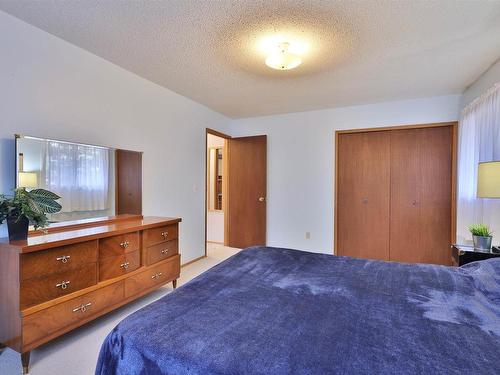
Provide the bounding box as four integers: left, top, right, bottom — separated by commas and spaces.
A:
15, 135, 115, 224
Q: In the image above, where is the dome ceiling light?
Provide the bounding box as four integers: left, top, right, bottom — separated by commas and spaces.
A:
265, 42, 302, 70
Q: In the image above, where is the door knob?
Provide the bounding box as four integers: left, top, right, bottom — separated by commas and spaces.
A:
258, 197, 266, 202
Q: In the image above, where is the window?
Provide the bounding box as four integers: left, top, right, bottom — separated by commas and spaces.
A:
457, 83, 500, 242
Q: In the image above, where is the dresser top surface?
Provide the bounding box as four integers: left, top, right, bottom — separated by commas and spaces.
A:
0, 216, 181, 253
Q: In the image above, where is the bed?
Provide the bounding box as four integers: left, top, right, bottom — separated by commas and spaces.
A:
96, 246, 500, 374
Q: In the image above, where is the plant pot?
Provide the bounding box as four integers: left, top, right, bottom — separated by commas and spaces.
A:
7, 216, 29, 241
472, 235, 492, 251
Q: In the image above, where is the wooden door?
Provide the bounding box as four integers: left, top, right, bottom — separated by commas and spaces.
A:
336, 132, 391, 260
116, 149, 142, 215
227, 135, 267, 248
389, 126, 453, 265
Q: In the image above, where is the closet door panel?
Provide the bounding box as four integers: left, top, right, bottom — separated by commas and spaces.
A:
389, 126, 452, 265
337, 132, 390, 260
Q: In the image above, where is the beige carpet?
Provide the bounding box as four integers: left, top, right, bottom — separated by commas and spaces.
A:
0, 244, 240, 375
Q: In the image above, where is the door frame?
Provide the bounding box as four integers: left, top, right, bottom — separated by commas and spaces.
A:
333, 121, 458, 255
205, 128, 231, 257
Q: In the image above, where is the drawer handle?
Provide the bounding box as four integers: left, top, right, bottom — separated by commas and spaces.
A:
161, 249, 169, 255
56, 255, 71, 264
151, 272, 163, 280
161, 231, 168, 239
56, 281, 70, 290
120, 241, 130, 248
120, 262, 130, 269
72, 302, 92, 313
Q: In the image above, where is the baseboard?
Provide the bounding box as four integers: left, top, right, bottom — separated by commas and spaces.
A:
181, 255, 206, 267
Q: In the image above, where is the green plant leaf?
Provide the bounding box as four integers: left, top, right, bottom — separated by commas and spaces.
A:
468, 224, 493, 237
27, 198, 44, 214
31, 197, 62, 214
3, 188, 61, 228
29, 189, 61, 200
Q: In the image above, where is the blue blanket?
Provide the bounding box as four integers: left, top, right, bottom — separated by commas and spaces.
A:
96, 247, 500, 374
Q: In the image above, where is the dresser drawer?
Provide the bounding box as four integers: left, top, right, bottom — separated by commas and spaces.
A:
20, 240, 98, 281
22, 281, 124, 347
143, 224, 178, 247
98, 250, 140, 281
99, 232, 140, 258
21, 263, 97, 309
145, 239, 179, 266
125, 255, 180, 298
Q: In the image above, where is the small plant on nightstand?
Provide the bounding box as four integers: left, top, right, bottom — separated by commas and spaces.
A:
468, 224, 493, 250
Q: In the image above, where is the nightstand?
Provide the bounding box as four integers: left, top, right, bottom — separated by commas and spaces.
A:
451, 244, 500, 266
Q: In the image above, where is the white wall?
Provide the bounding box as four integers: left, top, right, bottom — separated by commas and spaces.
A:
0, 11, 230, 263
461, 58, 500, 110
230, 95, 461, 254
207, 211, 224, 243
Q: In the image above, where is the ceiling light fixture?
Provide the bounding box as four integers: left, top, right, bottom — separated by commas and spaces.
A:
265, 42, 302, 70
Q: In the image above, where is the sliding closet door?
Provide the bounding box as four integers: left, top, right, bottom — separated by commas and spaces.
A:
389, 126, 453, 265
337, 132, 390, 260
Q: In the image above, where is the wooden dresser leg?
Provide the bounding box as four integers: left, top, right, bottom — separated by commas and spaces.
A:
172, 279, 177, 289
21, 351, 30, 374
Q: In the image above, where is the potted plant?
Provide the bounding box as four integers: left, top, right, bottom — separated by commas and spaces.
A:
468, 224, 493, 251
0, 188, 62, 241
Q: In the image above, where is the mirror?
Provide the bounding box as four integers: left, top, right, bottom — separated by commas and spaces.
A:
15, 135, 116, 223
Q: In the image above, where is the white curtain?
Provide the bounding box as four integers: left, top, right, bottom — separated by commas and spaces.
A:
457, 83, 500, 243
43, 140, 110, 213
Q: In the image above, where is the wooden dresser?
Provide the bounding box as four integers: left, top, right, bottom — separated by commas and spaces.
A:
0, 215, 181, 374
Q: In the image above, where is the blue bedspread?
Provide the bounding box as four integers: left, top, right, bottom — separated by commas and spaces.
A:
96, 247, 500, 374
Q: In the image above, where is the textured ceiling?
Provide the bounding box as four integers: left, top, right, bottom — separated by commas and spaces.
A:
1, 1, 500, 118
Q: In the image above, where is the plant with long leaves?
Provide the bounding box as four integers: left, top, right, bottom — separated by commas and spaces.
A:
468, 224, 493, 237
0, 188, 62, 229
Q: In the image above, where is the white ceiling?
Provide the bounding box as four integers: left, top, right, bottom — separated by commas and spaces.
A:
1, 1, 499, 119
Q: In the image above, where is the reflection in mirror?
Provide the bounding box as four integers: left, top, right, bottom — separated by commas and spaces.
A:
16, 135, 115, 223
207, 147, 223, 211
215, 148, 223, 210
